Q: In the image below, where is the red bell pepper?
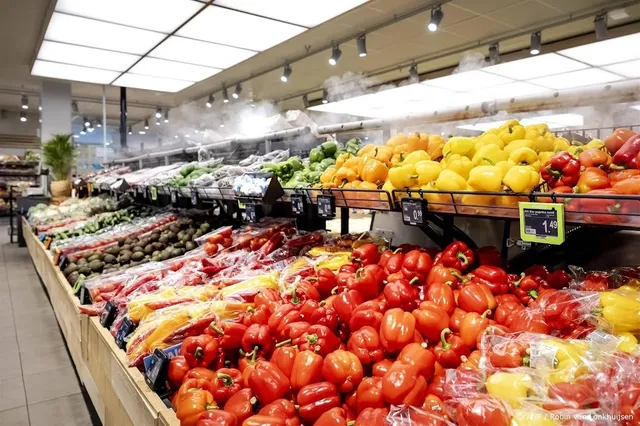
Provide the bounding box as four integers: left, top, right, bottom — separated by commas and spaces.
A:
297, 382, 341, 423
579, 147, 612, 169
576, 166, 610, 193
427, 265, 462, 287
426, 374, 446, 401
475, 246, 502, 267
541, 152, 581, 188
486, 341, 529, 368
185, 368, 216, 382
605, 128, 637, 154
254, 288, 282, 312
347, 325, 384, 365
438, 242, 474, 272
168, 355, 190, 389
372, 359, 393, 378
209, 368, 242, 405
309, 268, 337, 299
378, 249, 393, 269
281, 321, 311, 346
511, 274, 547, 305
546, 269, 571, 289
383, 278, 418, 311
459, 310, 492, 350
613, 133, 640, 168
619, 384, 640, 423
470, 266, 509, 295
525, 264, 549, 278
401, 249, 434, 283
333, 289, 363, 324
611, 168, 640, 183
543, 379, 599, 411
581, 188, 627, 224
207, 322, 247, 351
181, 335, 219, 369
298, 324, 340, 357
449, 308, 467, 333
268, 304, 302, 339
284, 281, 320, 304
412, 301, 449, 344
422, 394, 447, 419
349, 299, 386, 332
247, 361, 290, 405
257, 399, 299, 426
398, 342, 436, 381
223, 388, 257, 424
456, 395, 510, 426
508, 308, 549, 334
433, 328, 470, 368
351, 243, 380, 266
314, 408, 349, 426
241, 415, 285, 426
355, 377, 385, 413
381, 361, 427, 406
322, 349, 364, 393
347, 266, 384, 301
426, 282, 456, 315
380, 308, 418, 353
529, 288, 582, 332
241, 324, 274, 358
383, 249, 405, 276
307, 305, 339, 333
494, 294, 520, 305
242, 305, 270, 327
494, 301, 524, 328
458, 283, 497, 314
195, 410, 237, 426
290, 350, 323, 390
354, 408, 389, 426
270, 345, 298, 378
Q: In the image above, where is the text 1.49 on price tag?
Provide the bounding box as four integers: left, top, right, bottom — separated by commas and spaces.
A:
519, 202, 565, 245
401, 197, 426, 226
317, 195, 335, 218
291, 194, 305, 216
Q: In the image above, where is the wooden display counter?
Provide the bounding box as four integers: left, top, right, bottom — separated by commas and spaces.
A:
23, 218, 176, 426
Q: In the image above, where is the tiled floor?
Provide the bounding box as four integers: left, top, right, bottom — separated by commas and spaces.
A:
0, 228, 94, 426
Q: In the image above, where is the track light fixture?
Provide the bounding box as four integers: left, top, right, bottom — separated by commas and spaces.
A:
409, 64, 419, 80
489, 43, 500, 64
222, 85, 229, 103
302, 94, 310, 109
20, 111, 27, 122
329, 45, 342, 66
128, 125, 132, 135
530, 31, 541, 55
164, 110, 169, 123
96, 119, 102, 128
84, 116, 90, 127
206, 94, 214, 108
156, 118, 160, 126
281, 64, 292, 83
71, 100, 79, 114
594, 13, 607, 41
233, 83, 242, 99
155, 107, 162, 118
357, 35, 367, 57
80, 125, 87, 135
21, 95, 28, 110
322, 89, 329, 104
139, 130, 146, 135
219, 122, 224, 128
144, 119, 149, 130
428, 6, 443, 32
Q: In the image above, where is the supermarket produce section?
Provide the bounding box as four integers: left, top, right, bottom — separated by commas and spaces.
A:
24, 121, 640, 426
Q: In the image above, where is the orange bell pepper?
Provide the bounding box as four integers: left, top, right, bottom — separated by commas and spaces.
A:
336, 152, 354, 169
610, 169, 640, 184
578, 148, 611, 169
361, 159, 388, 184
380, 308, 418, 353
613, 175, 640, 194
575, 167, 610, 193
334, 167, 357, 185
373, 146, 394, 165
427, 135, 445, 160
408, 132, 429, 152
176, 389, 216, 426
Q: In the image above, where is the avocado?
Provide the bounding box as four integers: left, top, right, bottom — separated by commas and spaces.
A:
177, 231, 185, 241
83, 252, 93, 260
194, 230, 203, 239
132, 246, 143, 253
118, 238, 126, 247
68, 271, 80, 285
174, 241, 185, 249
77, 258, 87, 266
168, 232, 178, 242
144, 244, 154, 254
159, 251, 170, 261
119, 254, 131, 264
78, 266, 92, 276
159, 235, 169, 244
67, 255, 79, 264
131, 252, 144, 262
150, 233, 160, 242
88, 254, 100, 262
171, 248, 184, 257
120, 244, 131, 252
170, 225, 180, 233
107, 246, 120, 255
152, 242, 164, 251
63, 264, 78, 277
124, 238, 133, 245
200, 223, 211, 232
152, 251, 161, 257
185, 241, 195, 251
104, 254, 116, 264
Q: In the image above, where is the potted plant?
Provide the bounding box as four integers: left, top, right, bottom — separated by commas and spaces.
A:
42, 133, 76, 197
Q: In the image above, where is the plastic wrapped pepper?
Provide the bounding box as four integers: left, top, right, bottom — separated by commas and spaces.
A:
541, 152, 581, 188
486, 371, 534, 408
599, 287, 640, 332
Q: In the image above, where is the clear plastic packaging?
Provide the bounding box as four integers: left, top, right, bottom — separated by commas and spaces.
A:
387, 405, 454, 426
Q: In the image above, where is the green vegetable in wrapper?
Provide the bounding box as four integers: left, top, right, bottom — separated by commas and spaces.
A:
309, 148, 325, 163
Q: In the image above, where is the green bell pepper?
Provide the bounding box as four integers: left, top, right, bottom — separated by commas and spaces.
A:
307, 171, 322, 183
309, 162, 321, 172
261, 162, 277, 173
320, 141, 338, 157
288, 156, 303, 171
309, 148, 325, 163
320, 158, 336, 169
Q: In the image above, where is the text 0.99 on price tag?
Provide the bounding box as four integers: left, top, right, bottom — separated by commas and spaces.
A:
317, 195, 335, 218
401, 198, 426, 226
291, 194, 305, 216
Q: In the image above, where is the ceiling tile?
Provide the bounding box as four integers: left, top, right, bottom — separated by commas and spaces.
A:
452, 0, 527, 15
32, 60, 120, 85
44, 12, 165, 55
484, 53, 588, 80
444, 16, 512, 42
602, 59, 640, 79
535, 0, 613, 13
149, 36, 257, 69
528, 68, 623, 89
425, 70, 513, 91
558, 33, 640, 66
487, 0, 560, 29
176, 6, 306, 51
54, 0, 203, 33
114, 73, 194, 93
129, 57, 221, 82
37, 40, 140, 72
213, 0, 368, 28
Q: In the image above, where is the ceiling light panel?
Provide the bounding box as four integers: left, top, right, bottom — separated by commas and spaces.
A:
213, 0, 368, 27
460, 82, 552, 104
113, 73, 194, 93
374, 84, 456, 103
424, 70, 513, 92
529, 68, 623, 90
37, 40, 139, 72
558, 33, 640, 66
54, 0, 202, 33
520, 113, 584, 129
149, 36, 257, 69
32, 60, 120, 84
484, 53, 588, 80
603, 59, 640, 79
130, 57, 221, 82
177, 6, 306, 51
44, 12, 165, 55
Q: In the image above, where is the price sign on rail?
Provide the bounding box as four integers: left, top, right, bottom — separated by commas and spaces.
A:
245, 203, 258, 223
317, 195, 335, 219
401, 197, 426, 226
519, 202, 565, 245
291, 194, 305, 216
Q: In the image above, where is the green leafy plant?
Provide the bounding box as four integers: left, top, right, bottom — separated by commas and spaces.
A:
42, 134, 76, 181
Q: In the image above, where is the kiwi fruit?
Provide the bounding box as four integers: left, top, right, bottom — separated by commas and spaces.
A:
63, 264, 78, 277
104, 254, 116, 264
174, 241, 185, 249
177, 231, 185, 240
83, 252, 93, 260
118, 238, 126, 247
131, 252, 144, 262
150, 233, 160, 243
170, 225, 180, 233
119, 254, 131, 264
120, 244, 131, 252
194, 230, 203, 239
152, 250, 161, 257
68, 271, 80, 285
78, 266, 92, 276
144, 244, 154, 254
152, 242, 163, 251
185, 241, 195, 251
168, 232, 177, 242
200, 223, 211, 232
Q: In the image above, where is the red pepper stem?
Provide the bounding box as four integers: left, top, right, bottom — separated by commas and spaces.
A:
481, 310, 491, 318
440, 328, 452, 350
210, 324, 224, 335
194, 347, 203, 359
217, 373, 234, 386
275, 339, 292, 348
409, 277, 419, 285
456, 252, 469, 266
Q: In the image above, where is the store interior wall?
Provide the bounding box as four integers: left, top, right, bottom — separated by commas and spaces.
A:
40, 80, 71, 143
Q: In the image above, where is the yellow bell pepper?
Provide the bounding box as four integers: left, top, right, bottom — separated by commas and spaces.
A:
443, 154, 473, 179
381, 179, 406, 203
435, 169, 466, 191
554, 137, 571, 152
386, 132, 408, 147
419, 182, 451, 205
393, 144, 408, 155
426, 135, 445, 160
343, 155, 364, 172
471, 144, 508, 166
415, 161, 443, 185
617, 332, 638, 353
504, 139, 534, 155
334, 166, 357, 185
461, 186, 494, 206
537, 151, 555, 165
475, 132, 504, 150
315, 253, 351, 271
503, 165, 540, 192
407, 132, 429, 152
336, 152, 354, 168
586, 139, 605, 150
360, 159, 388, 185
443, 137, 475, 158
496, 159, 516, 177
542, 339, 589, 384
510, 147, 540, 171
485, 372, 534, 408
402, 150, 431, 165
525, 124, 555, 152
357, 144, 375, 157
511, 409, 558, 426
600, 290, 640, 332
498, 119, 521, 131
368, 146, 393, 165
499, 124, 526, 145
467, 166, 504, 192
320, 166, 337, 184
391, 152, 406, 166
388, 163, 418, 189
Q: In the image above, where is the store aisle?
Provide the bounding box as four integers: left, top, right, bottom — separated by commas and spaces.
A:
0, 228, 94, 426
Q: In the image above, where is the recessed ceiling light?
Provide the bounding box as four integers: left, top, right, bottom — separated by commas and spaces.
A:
483, 53, 588, 80
37, 40, 139, 72
529, 68, 623, 90
558, 33, 640, 66
130, 57, 221, 82
32, 60, 119, 84
113, 73, 194, 93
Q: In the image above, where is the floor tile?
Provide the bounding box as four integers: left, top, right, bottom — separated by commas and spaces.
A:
20, 343, 71, 375
23, 366, 80, 405
17, 330, 65, 356
0, 405, 29, 426
28, 393, 91, 426
0, 344, 22, 380
0, 376, 26, 411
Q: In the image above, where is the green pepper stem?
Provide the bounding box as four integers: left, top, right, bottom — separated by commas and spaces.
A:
522, 355, 530, 367
217, 373, 234, 387
457, 252, 469, 265
481, 310, 491, 318
210, 324, 224, 335
440, 328, 452, 350
194, 347, 203, 359
275, 339, 292, 348
409, 277, 419, 285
